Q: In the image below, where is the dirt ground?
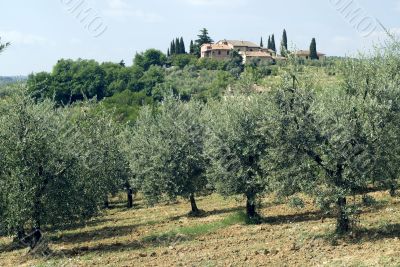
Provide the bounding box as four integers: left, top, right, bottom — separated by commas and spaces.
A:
1, 192, 400, 267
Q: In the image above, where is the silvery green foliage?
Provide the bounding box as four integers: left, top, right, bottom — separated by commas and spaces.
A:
125, 97, 207, 209
204, 95, 270, 216
71, 103, 131, 203
267, 43, 400, 231
0, 89, 86, 233
0, 88, 129, 234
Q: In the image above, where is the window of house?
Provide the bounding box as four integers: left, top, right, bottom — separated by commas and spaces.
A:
227, 51, 230, 55
218, 50, 221, 55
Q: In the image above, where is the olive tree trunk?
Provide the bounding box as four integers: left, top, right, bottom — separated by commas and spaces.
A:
190, 193, 199, 213
127, 188, 133, 208
246, 193, 257, 218
336, 196, 350, 233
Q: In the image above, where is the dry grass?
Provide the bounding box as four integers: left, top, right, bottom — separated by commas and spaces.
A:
1, 192, 400, 267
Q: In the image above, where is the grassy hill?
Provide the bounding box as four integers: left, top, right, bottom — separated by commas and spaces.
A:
1, 191, 399, 267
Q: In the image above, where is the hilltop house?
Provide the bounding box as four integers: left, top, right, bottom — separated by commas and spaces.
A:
200, 39, 280, 63
294, 50, 326, 60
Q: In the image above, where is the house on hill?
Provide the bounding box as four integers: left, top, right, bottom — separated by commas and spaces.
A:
294, 50, 326, 60
201, 39, 277, 63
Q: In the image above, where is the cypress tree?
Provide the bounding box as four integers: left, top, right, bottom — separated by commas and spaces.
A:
280, 29, 288, 56
260, 37, 264, 47
267, 36, 271, 50
190, 40, 195, 54
171, 40, 176, 55
180, 37, 186, 54
271, 34, 276, 52
167, 48, 170, 57
175, 38, 181, 54
310, 38, 318, 60
282, 29, 288, 50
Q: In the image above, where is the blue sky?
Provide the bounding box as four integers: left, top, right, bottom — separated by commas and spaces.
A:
0, 0, 399, 76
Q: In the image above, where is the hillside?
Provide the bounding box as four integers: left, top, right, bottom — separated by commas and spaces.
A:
0, 76, 27, 86
1, 191, 399, 267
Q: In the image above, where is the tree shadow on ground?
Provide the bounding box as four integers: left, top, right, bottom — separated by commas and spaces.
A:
260, 210, 328, 225
354, 223, 400, 242
168, 206, 243, 221
56, 231, 194, 258
0, 241, 22, 253
48, 222, 150, 245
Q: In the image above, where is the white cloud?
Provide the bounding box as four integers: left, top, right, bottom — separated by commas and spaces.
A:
181, 0, 245, 6
0, 31, 49, 45
103, 0, 163, 22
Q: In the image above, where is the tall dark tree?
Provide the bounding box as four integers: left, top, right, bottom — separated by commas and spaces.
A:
267, 36, 271, 50
309, 38, 318, 60
189, 40, 195, 54
167, 48, 170, 57
195, 28, 213, 46
180, 37, 186, 54
280, 29, 288, 56
260, 37, 264, 48
271, 34, 276, 52
171, 40, 176, 55
194, 28, 213, 57
175, 38, 181, 54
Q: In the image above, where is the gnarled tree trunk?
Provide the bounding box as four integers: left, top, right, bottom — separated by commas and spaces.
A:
127, 188, 133, 208
190, 193, 199, 213
390, 182, 397, 197
246, 193, 257, 218
336, 196, 350, 233
103, 195, 109, 209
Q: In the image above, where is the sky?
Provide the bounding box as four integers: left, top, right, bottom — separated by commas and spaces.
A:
0, 0, 399, 76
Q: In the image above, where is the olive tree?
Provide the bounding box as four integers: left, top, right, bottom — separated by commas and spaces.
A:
0, 88, 130, 242
268, 44, 400, 233
125, 97, 207, 214
71, 103, 131, 209
204, 95, 270, 218
0, 89, 90, 237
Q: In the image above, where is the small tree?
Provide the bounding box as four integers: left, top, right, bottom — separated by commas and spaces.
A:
175, 38, 181, 54
194, 28, 213, 56
309, 38, 318, 60
180, 37, 186, 54
271, 34, 276, 52
125, 97, 208, 214
205, 96, 270, 219
170, 40, 176, 55
267, 36, 271, 50
260, 37, 264, 48
189, 40, 195, 54
268, 46, 400, 232
280, 29, 288, 56
134, 49, 167, 71
0, 88, 128, 240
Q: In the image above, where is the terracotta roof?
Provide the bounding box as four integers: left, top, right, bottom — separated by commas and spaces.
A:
218, 40, 260, 48
240, 51, 273, 58
201, 43, 231, 50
